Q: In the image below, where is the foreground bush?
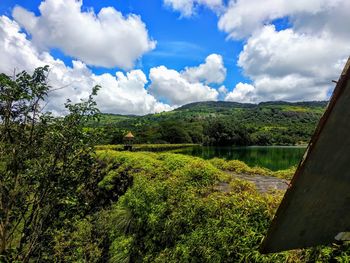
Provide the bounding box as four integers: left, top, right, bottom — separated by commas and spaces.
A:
90, 151, 350, 262
93, 151, 295, 262
209, 158, 296, 180
0, 67, 102, 261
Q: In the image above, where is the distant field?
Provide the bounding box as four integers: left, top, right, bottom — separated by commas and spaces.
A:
95, 143, 197, 152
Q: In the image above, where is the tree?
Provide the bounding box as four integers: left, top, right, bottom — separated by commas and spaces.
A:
204, 118, 252, 146
160, 121, 192, 143
0, 66, 101, 261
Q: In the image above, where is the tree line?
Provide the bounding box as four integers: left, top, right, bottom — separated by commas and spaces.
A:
92, 106, 324, 146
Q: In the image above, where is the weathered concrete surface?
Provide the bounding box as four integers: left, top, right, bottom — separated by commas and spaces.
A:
229, 172, 289, 193
217, 171, 289, 194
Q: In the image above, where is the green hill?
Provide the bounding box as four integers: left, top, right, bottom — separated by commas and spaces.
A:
90, 101, 328, 146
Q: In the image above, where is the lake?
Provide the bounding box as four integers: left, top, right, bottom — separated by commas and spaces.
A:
174, 146, 307, 171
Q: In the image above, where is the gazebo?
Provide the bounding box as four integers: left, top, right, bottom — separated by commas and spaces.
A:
124, 131, 134, 151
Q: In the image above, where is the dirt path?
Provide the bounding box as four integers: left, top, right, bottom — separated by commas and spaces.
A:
220, 171, 290, 194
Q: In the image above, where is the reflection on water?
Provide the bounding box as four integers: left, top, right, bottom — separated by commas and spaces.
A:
175, 146, 307, 171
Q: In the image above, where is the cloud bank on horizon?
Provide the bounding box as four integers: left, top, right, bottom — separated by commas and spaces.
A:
0, 0, 349, 115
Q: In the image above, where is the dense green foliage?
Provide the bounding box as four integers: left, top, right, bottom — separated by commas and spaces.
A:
209, 158, 296, 180
48, 150, 350, 262
2, 67, 349, 262
95, 151, 290, 262
89, 101, 327, 146
0, 67, 102, 261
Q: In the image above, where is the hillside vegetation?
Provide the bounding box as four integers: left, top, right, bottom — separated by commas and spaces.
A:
2, 67, 348, 262
90, 101, 327, 146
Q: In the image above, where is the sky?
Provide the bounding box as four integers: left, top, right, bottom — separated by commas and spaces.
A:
0, 0, 349, 115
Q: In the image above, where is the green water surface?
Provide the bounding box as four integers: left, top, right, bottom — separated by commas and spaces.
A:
175, 146, 306, 171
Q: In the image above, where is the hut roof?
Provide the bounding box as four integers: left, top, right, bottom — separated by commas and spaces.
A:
124, 131, 134, 138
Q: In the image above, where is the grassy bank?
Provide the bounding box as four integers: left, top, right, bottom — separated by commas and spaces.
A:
209, 158, 296, 180
52, 150, 349, 262
95, 143, 197, 152
95, 150, 292, 262
95, 144, 297, 179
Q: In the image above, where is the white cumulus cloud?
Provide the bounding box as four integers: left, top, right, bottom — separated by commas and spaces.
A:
149, 65, 219, 105
218, 0, 341, 40
236, 25, 348, 102
225, 82, 256, 103
93, 70, 173, 115
218, 85, 227, 94
164, 0, 223, 17
182, 53, 226, 84
218, 0, 350, 103
0, 15, 171, 115
12, 0, 156, 69
148, 53, 226, 105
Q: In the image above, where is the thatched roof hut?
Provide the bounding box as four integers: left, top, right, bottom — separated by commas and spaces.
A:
124, 132, 135, 150
124, 131, 134, 139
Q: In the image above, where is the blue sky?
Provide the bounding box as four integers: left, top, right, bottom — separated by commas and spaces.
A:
0, 0, 348, 114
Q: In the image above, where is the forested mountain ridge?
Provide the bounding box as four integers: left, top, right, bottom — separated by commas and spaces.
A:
91, 101, 328, 146
175, 100, 327, 111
